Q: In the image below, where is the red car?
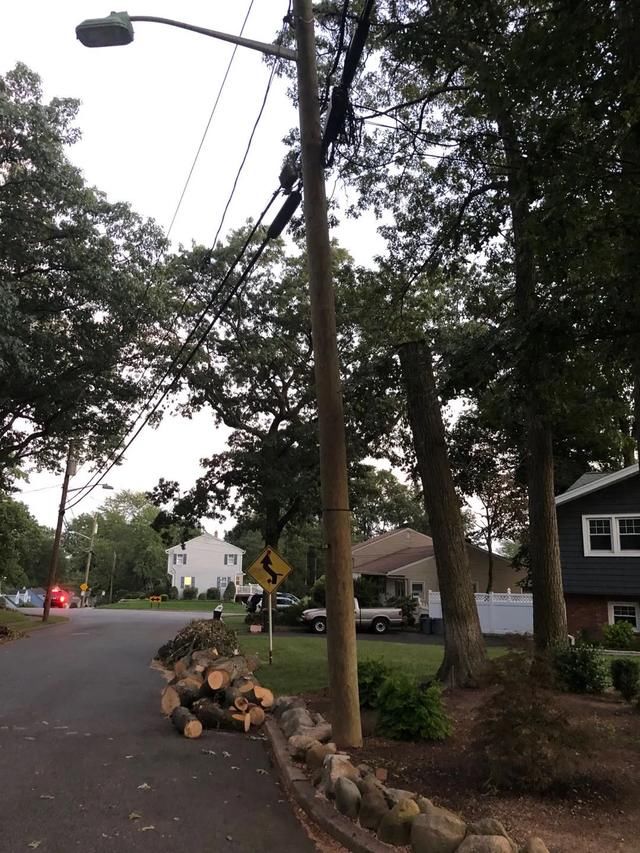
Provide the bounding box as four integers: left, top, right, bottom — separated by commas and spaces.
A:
50, 587, 70, 608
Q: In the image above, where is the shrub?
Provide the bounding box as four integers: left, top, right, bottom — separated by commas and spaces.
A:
387, 595, 419, 626
376, 674, 451, 741
279, 600, 307, 626
354, 576, 382, 607
223, 581, 236, 602
169, 586, 179, 600
602, 621, 635, 650
206, 587, 220, 601
554, 644, 609, 694
310, 575, 326, 607
611, 658, 640, 701
479, 652, 585, 793
358, 659, 390, 709
182, 587, 198, 601
244, 612, 262, 625
197, 593, 207, 600
160, 594, 168, 602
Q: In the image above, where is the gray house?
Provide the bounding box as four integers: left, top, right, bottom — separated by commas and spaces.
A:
555, 463, 640, 635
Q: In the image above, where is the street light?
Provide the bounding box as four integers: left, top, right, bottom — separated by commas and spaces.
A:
75, 2, 362, 748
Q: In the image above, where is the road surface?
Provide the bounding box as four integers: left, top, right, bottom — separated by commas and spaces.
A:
0, 608, 317, 853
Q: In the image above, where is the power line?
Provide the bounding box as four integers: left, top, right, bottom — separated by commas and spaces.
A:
165, 0, 255, 241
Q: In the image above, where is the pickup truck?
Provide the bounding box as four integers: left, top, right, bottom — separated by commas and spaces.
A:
300, 599, 403, 635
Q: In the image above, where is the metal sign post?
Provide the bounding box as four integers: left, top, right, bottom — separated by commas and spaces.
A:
268, 593, 273, 666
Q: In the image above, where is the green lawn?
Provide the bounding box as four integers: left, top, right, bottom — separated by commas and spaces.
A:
0, 608, 67, 635
104, 599, 247, 615
238, 635, 506, 695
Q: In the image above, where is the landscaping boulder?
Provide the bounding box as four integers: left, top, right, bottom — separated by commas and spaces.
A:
357, 772, 387, 796
468, 819, 511, 840
520, 840, 550, 853
457, 836, 514, 853
335, 777, 362, 819
305, 741, 337, 771
280, 707, 315, 738
378, 798, 420, 846
359, 789, 391, 832
287, 735, 318, 759
297, 721, 333, 743
384, 787, 417, 807
273, 695, 307, 719
410, 803, 467, 853
318, 754, 360, 797
415, 796, 435, 813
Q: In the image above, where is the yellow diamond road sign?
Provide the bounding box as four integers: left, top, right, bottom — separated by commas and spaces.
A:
247, 547, 293, 595
80, 583, 89, 592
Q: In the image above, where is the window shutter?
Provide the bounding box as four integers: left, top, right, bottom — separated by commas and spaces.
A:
180, 576, 184, 589
173, 554, 177, 565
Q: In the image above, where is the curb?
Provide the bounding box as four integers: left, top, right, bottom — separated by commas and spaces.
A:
265, 719, 395, 853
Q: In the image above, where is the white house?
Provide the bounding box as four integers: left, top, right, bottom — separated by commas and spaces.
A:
166, 532, 246, 599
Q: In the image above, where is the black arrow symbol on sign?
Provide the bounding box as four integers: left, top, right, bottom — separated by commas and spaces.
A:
261, 550, 280, 585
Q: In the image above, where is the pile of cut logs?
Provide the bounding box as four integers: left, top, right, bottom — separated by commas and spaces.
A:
159, 647, 273, 739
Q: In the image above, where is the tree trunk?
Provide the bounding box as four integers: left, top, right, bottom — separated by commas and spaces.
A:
498, 112, 568, 650
398, 340, 487, 686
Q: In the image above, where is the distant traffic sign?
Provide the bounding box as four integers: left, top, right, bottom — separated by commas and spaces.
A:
80, 582, 89, 592
247, 547, 293, 595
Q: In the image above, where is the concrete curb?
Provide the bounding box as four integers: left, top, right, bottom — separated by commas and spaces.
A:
265, 719, 396, 853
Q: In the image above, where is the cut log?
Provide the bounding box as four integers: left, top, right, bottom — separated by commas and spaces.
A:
247, 704, 266, 727
170, 707, 202, 739
233, 675, 257, 695
191, 648, 219, 667
223, 687, 250, 712
161, 678, 201, 715
160, 685, 181, 716
253, 686, 274, 709
245, 654, 260, 673
191, 699, 246, 731
203, 667, 231, 693
173, 655, 191, 678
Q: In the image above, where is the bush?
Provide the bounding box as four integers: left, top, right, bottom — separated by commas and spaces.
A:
376, 674, 451, 741
478, 652, 585, 793
554, 644, 609, 694
310, 575, 326, 607
169, 586, 179, 600
387, 595, 419, 626
611, 658, 640, 701
358, 659, 390, 709
244, 612, 263, 626
354, 576, 382, 607
223, 581, 237, 602
602, 621, 635, 650
206, 587, 220, 601
197, 593, 207, 600
182, 587, 198, 601
279, 600, 308, 626
160, 594, 168, 602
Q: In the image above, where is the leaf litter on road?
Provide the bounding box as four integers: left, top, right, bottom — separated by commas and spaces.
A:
137, 782, 151, 790
128, 812, 142, 821
39, 794, 55, 800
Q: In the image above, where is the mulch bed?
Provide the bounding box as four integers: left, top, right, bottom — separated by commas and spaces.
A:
304, 687, 640, 853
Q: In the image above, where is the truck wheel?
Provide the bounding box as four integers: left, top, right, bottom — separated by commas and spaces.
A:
371, 617, 389, 635
311, 617, 327, 634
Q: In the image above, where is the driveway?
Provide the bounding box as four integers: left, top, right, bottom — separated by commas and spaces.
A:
0, 608, 317, 853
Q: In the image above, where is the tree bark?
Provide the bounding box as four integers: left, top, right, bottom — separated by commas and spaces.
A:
398, 340, 487, 686
485, 523, 494, 595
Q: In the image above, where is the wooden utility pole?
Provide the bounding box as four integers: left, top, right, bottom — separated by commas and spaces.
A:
42, 442, 76, 622
81, 515, 98, 606
293, 0, 362, 748
109, 551, 117, 604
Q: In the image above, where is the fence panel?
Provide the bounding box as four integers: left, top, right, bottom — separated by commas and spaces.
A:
428, 590, 533, 635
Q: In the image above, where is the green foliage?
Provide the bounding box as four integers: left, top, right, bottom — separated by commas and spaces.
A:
197, 593, 206, 601
376, 675, 452, 741
310, 575, 326, 607
602, 621, 635, 650
206, 587, 220, 601
279, 600, 308, 626
0, 493, 54, 587
182, 587, 198, 601
157, 619, 238, 664
610, 659, 640, 702
478, 653, 584, 793
350, 467, 428, 540
354, 576, 383, 607
554, 645, 609, 694
387, 595, 418, 626
169, 587, 179, 600
160, 594, 168, 602
358, 659, 390, 709
223, 581, 236, 602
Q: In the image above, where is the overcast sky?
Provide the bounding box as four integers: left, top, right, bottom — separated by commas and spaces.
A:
4, 1, 382, 530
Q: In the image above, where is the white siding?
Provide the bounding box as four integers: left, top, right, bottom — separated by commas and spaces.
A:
166, 533, 244, 598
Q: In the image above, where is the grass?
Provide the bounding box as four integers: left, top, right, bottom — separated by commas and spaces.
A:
238, 634, 507, 696
104, 599, 247, 615
0, 608, 67, 635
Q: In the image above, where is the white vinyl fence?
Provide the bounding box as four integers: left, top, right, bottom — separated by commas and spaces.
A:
428, 589, 533, 635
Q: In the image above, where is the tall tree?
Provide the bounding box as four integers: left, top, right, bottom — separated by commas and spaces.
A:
0, 64, 168, 485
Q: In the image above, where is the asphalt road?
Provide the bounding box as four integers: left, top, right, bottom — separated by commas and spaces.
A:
0, 609, 317, 853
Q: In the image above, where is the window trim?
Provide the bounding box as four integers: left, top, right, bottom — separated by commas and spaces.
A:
224, 553, 238, 566
608, 601, 640, 631
582, 514, 640, 557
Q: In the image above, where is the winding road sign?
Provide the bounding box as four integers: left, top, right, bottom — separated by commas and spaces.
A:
247, 547, 293, 595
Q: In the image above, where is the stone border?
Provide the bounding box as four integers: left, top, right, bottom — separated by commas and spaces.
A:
266, 718, 396, 853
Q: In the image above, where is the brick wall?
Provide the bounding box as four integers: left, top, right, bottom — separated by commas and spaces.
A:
565, 594, 609, 636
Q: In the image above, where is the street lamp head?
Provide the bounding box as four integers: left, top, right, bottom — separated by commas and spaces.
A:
101, 484, 115, 490
76, 11, 134, 48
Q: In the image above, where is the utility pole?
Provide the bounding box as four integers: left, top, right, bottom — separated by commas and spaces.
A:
293, 0, 362, 748
43, 442, 76, 622
109, 551, 117, 604
82, 515, 98, 606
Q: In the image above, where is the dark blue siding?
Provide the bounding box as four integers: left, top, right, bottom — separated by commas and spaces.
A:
557, 475, 640, 595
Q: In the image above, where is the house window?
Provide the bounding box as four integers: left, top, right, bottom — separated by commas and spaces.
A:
218, 576, 230, 589
393, 580, 405, 598
224, 554, 238, 566
173, 553, 187, 566
181, 576, 194, 589
583, 515, 640, 556
587, 518, 612, 552
411, 582, 424, 600
618, 518, 640, 551
609, 602, 640, 630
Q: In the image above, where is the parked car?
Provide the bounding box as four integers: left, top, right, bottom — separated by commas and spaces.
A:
50, 587, 71, 608
245, 591, 301, 613
300, 598, 403, 635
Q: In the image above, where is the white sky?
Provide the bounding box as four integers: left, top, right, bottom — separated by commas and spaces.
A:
4, 1, 382, 529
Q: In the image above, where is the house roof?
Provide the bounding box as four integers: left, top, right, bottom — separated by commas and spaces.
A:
351, 528, 416, 554
165, 532, 244, 554
556, 463, 639, 506
353, 545, 436, 576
